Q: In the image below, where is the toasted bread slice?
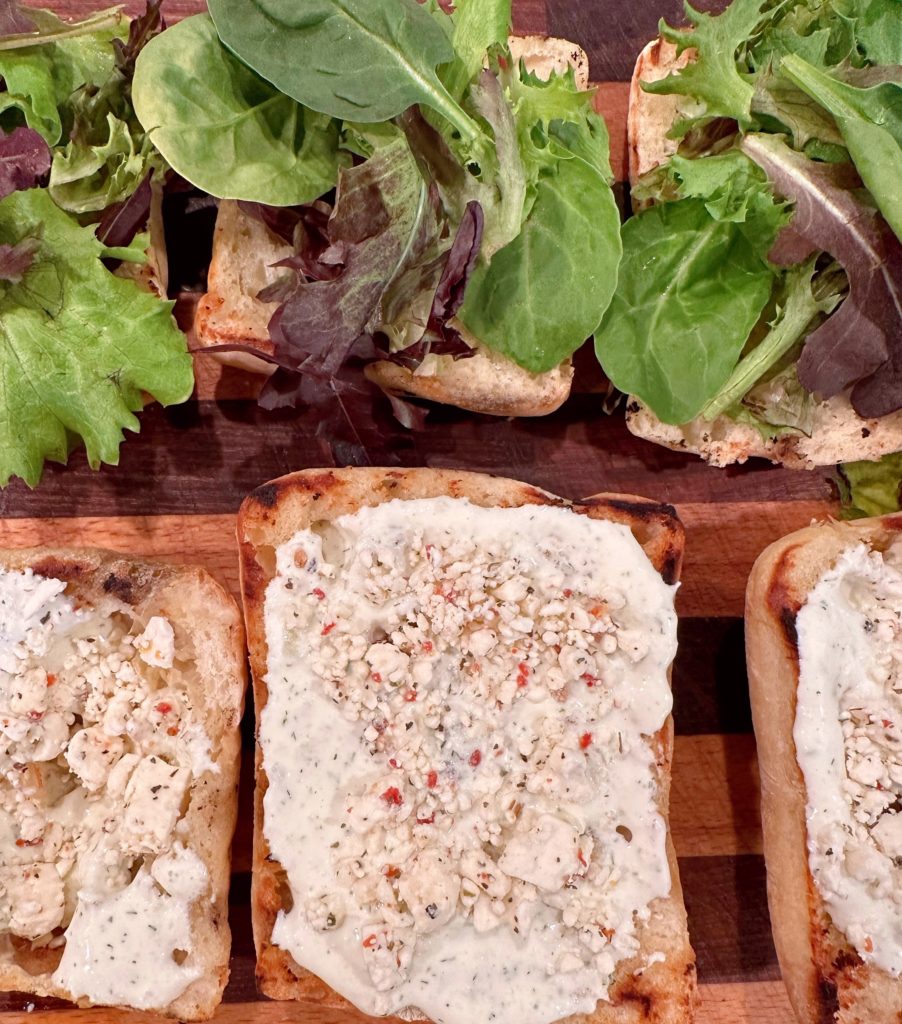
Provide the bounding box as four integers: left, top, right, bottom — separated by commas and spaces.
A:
195, 36, 591, 416
747, 515, 902, 1023
0, 548, 246, 1020
238, 467, 697, 1023
624, 42, 902, 468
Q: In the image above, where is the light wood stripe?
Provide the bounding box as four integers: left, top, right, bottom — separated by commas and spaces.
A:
0, 501, 834, 618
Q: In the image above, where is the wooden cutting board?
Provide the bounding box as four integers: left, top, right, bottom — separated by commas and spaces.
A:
0, 1, 827, 1020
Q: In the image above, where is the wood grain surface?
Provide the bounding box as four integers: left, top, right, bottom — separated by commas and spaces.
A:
0, 0, 824, 1020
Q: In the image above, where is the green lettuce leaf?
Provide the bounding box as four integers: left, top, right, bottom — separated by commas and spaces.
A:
839, 452, 902, 518
854, 0, 902, 65
0, 188, 192, 487
0, 28, 120, 144
642, 0, 767, 128
594, 197, 778, 424
441, 0, 510, 101
781, 54, 902, 239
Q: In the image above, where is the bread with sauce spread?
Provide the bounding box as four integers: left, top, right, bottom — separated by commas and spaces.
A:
238, 467, 697, 1023
0, 548, 246, 1020
624, 39, 902, 468
746, 515, 902, 1023
194, 35, 589, 418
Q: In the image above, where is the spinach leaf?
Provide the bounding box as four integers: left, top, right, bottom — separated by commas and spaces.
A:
132, 15, 341, 206
702, 257, 844, 420
839, 452, 902, 518
0, 188, 192, 487
207, 0, 479, 142
781, 54, 902, 239
642, 0, 768, 129
594, 198, 776, 425
460, 145, 621, 373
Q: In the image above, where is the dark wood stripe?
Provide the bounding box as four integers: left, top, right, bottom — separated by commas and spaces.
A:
1, 397, 834, 518
547, 0, 730, 82
674, 618, 752, 735
682, 855, 779, 984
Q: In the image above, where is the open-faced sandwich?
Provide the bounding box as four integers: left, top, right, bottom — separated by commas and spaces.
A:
747, 514, 902, 1022
238, 467, 696, 1023
134, 0, 623, 418
0, 548, 246, 1019
595, 0, 902, 468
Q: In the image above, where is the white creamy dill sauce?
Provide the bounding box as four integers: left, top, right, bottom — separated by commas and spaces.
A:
261, 497, 678, 1024
0, 565, 212, 1008
795, 542, 902, 974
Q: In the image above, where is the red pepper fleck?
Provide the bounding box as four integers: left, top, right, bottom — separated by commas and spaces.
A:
312, 587, 326, 600
362, 934, 378, 948
404, 690, 418, 702
381, 787, 403, 805
155, 702, 172, 715
883, 719, 893, 729
45, 674, 56, 687
518, 662, 530, 676
864, 936, 874, 953
388, 758, 400, 769
580, 732, 593, 749
577, 848, 587, 867
167, 726, 179, 737
469, 750, 482, 767
563, 589, 573, 598
15, 837, 41, 847
26, 710, 43, 721
422, 641, 433, 653
384, 865, 401, 879
321, 622, 336, 636
517, 674, 528, 688
581, 673, 599, 688
416, 813, 435, 825
371, 672, 382, 683
427, 770, 438, 788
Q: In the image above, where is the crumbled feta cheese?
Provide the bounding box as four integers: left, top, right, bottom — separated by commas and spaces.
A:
134, 616, 175, 669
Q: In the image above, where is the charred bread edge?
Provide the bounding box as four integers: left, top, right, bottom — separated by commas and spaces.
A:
746, 514, 902, 1024
0, 547, 247, 1022
237, 467, 697, 1022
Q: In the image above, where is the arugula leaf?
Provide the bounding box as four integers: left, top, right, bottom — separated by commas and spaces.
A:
440, 0, 510, 101
0, 124, 50, 197
839, 452, 902, 518
642, 0, 767, 128
702, 257, 844, 420
781, 54, 902, 239
0, 188, 192, 487
741, 133, 902, 418
595, 197, 776, 425
207, 0, 479, 142
460, 144, 621, 373
133, 14, 341, 206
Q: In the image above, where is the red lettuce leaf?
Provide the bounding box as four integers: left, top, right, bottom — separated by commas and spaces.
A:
0, 0, 35, 36
0, 231, 40, 283
96, 171, 152, 248
742, 134, 902, 417
113, 0, 163, 74
383, 199, 483, 369
0, 126, 51, 199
